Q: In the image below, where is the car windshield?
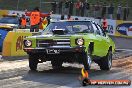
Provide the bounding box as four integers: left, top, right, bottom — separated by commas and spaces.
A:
0, 17, 18, 24
42, 21, 94, 34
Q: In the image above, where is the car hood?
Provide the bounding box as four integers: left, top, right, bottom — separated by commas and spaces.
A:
26, 33, 85, 39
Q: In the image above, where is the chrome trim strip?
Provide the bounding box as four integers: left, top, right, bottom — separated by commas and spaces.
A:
24, 47, 45, 49
24, 46, 71, 49
56, 42, 70, 44
51, 46, 71, 48
53, 39, 70, 41
37, 43, 50, 44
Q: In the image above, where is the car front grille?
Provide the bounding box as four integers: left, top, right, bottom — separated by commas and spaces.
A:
37, 39, 70, 47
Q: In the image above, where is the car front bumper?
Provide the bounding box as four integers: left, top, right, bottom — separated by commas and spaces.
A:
24, 46, 86, 54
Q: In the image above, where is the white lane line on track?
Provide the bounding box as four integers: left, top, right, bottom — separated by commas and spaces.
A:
57, 86, 72, 88
116, 49, 132, 52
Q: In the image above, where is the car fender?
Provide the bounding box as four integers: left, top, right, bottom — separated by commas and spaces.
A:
84, 40, 94, 54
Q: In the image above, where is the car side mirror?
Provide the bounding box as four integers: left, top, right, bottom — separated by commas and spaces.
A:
0, 34, 1, 39
105, 30, 109, 33
102, 30, 107, 36
96, 30, 100, 35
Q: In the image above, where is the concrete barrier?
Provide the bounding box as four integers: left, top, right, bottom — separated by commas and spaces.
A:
13, 29, 30, 32
2, 31, 32, 56
0, 10, 8, 17
109, 35, 132, 50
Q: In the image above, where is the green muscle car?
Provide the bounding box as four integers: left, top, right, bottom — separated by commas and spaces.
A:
23, 20, 115, 71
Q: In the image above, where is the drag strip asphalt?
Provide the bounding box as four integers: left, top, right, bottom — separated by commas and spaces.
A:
0, 36, 132, 88
110, 35, 132, 50
0, 56, 132, 88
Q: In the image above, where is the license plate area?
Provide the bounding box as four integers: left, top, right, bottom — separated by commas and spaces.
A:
46, 49, 60, 54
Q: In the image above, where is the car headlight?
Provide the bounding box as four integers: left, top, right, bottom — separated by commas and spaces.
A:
76, 38, 84, 45
24, 40, 32, 47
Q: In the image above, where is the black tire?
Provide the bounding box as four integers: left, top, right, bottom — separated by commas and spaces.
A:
29, 54, 38, 71
83, 48, 92, 70
51, 60, 63, 69
98, 50, 112, 70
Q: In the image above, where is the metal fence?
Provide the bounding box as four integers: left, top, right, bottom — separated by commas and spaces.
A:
0, 0, 131, 20
40, 2, 132, 20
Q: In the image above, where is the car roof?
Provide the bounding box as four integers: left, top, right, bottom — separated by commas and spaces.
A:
51, 20, 92, 23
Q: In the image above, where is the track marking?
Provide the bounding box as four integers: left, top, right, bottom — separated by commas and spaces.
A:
116, 49, 132, 52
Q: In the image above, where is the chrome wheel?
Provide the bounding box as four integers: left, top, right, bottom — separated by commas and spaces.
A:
83, 48, 92, 70
87, 54, 92, 68
98, 50, 113, 70
108, 51, 112, 68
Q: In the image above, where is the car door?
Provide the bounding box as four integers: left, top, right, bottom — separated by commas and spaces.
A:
96, 24, 110, 56
91, 22, 105, 57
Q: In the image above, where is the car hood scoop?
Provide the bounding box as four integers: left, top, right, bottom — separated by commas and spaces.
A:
52, 28, 66, 35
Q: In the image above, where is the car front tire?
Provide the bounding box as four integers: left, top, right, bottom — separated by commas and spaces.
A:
98, 50, 112, 70
83, 48, 92, 70
51, 60, 63, 69
29, 54, 38, 71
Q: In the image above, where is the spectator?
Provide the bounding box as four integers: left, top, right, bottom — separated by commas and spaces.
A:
123, 6, 127, 20
17, 13, 20, 18
126, 4, 130, 19
91, 4, 95, 17
117, 4, 122, 20
19, 14, 27, 29
61, 14, 65, 20
108, 3, 114, 19
102, 17, 108, 33
58, 0, 63, 14
47, 16, 51, 25
69, 0, 74, 15
94, 2, 100, 18
67, 14, 73, 20
75, 18, 79, 20
17, 13, 21, 26
101, 2, 107, 18
51, 0, 57, 14
25, 7, 51, 32
80, 1, 85, 17
39, 17, 48, 30
64, 0, 70, 15
84, 1, 90, 17
75, 0, 81, 16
